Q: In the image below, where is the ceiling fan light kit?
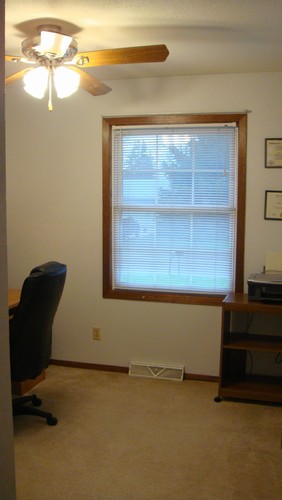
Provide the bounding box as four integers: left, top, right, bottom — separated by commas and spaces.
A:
53, 67, 80, 98
23, 65, 80, 111
23, 66, 49, 99
5, 23, 169, 111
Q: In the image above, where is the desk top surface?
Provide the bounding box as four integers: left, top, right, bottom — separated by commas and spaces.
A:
223, 292, 282, 314
8, 288, 21, 309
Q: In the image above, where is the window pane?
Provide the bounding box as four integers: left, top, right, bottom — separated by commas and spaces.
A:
114, 210, 234, 293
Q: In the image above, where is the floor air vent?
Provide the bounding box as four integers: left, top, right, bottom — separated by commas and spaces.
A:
129, 361, 184, 381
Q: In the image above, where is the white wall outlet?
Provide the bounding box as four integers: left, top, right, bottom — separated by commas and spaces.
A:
92, 327, 101, 340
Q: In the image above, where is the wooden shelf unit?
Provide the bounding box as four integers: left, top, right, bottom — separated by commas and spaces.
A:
216, 292, 282, 404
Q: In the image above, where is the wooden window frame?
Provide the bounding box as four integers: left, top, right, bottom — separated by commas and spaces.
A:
103, 113, 247, 306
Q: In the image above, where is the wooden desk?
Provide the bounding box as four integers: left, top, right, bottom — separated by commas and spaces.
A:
215, 292, 282, 404
8, 288, 45, 395
8, 288, 21, 315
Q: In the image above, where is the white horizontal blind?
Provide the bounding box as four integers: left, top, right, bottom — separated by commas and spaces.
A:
112, 125, 238, 294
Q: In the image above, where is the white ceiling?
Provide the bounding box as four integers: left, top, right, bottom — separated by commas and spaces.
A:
5, 0, 282, 81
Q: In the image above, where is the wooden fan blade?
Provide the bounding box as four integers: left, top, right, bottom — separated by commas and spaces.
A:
5, 68, 30, 85
74, 44, 169, 68
5, 54, 35, 64
71, 67, 112, 96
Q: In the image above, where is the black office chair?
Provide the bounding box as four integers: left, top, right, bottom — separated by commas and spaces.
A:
10, 261, 67, 426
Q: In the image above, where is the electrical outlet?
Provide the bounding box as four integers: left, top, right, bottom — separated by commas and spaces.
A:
92, 327, 101, 340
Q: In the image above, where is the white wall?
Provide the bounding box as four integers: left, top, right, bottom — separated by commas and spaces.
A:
0, 2, 16, 497
5, 71, 282, 377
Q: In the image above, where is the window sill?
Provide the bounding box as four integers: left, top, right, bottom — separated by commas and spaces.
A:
103, 288, 226, 306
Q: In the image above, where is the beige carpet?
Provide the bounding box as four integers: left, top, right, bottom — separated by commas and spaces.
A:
13, 365, 281, 500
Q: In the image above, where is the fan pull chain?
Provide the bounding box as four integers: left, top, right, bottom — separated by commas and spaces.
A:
48, 70, 53, 111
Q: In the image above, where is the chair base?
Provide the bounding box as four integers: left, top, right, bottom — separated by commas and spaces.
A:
12, 394, 58, 426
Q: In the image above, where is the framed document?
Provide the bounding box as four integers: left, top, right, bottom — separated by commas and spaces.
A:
264, 190, 282, 220
265, 138, 282, 167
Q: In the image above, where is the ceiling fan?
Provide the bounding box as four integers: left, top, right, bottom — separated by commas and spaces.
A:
5, 24, 169, 111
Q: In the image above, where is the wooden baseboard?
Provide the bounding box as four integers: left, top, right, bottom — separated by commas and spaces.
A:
12, 370, 46, 396
184, 373, 219, 382
50, 359, 128, 373
50, 359, 218, 383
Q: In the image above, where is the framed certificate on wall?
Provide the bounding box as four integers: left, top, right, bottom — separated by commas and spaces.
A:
264, 190, 282, 220
265, 138, 282, 167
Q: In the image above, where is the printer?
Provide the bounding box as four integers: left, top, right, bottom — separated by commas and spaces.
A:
248, 272, 282, 302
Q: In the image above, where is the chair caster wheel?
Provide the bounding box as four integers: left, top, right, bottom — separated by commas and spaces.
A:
47, 416, 58, 426
214, 396, 222, 402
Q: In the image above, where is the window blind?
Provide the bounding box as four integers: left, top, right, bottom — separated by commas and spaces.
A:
112, 125, 238, 294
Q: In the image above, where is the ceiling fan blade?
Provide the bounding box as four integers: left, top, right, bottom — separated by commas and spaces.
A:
71, 67, 112, 96
74, 44, 169, 68
5, 68, 30, 85
5, 54, 35, 64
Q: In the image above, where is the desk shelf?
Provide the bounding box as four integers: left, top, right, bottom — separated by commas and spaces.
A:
223, 332, 282, 352
215, 293, 282, 405
220, 375, 282, 403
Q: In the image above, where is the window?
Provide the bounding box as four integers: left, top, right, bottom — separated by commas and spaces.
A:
103, 114, 247, 306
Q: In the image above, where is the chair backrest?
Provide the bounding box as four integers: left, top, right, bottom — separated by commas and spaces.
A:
9, 261, 67, 381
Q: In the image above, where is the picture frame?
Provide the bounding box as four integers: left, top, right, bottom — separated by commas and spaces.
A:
264, 190, 282, 220
265, 138, 282, 168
